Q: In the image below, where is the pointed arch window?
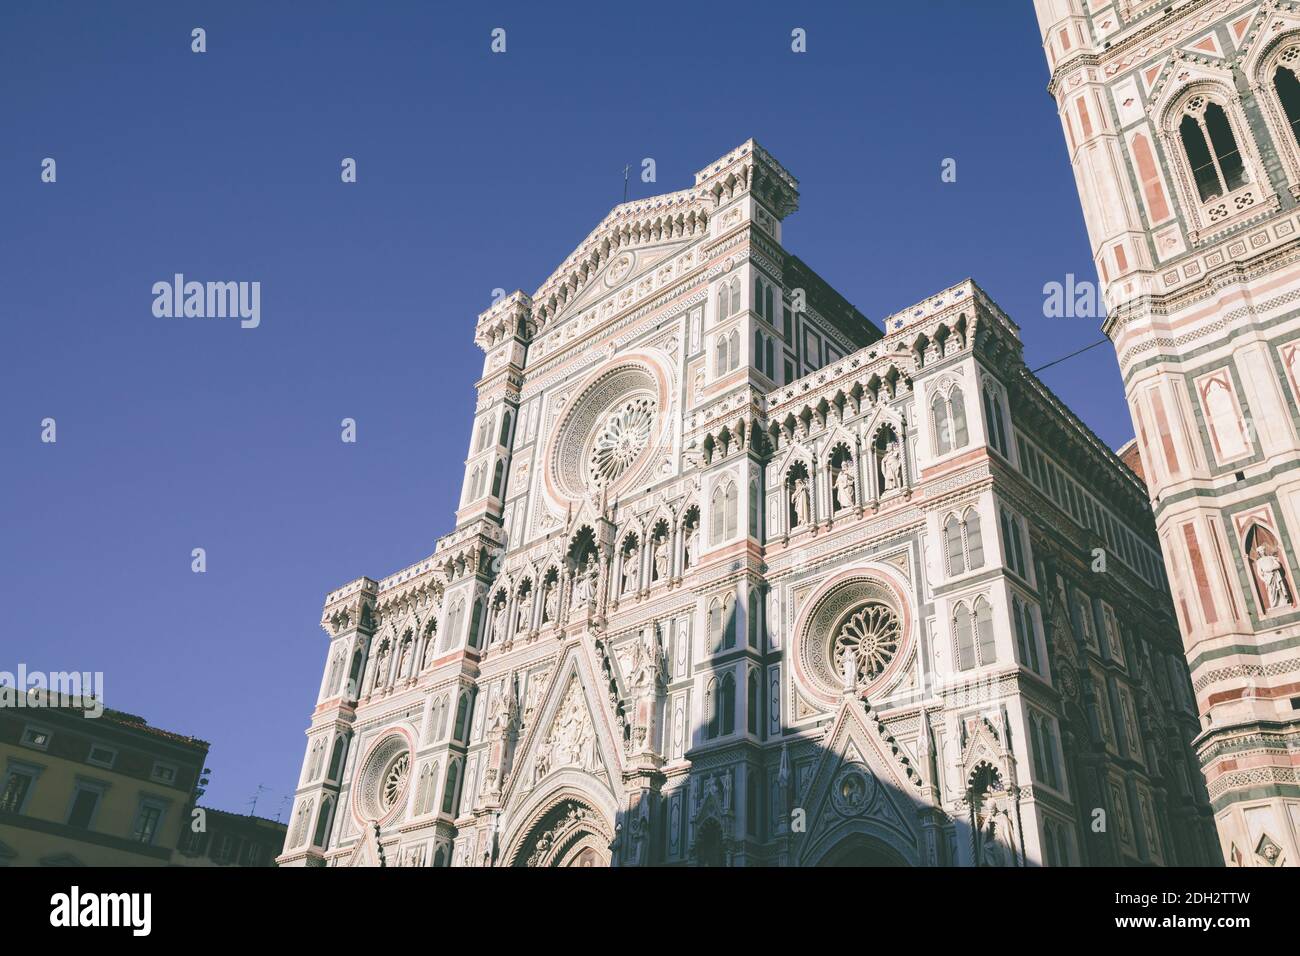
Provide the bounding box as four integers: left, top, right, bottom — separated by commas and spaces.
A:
747, 669, 760, 735
718, 282, 730, 320
704, 677, 720, 739
1274, 55, 1300, 151
715, 334, 730, 377
974, 596, 996, 666
982, 386, 1008, 457
312, 796, 335, 849
1178, 97, 1247, 202
1013, 597, 1041, 674
441, 761, 461, 815
943, 508, 984, 576
954, 604, 975, 671
719, 672, 736, 735
931, 386, 968, 455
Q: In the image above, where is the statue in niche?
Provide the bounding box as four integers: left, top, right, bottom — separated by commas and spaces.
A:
881, 441, 904, 491
684, 523, 699, 570
834, 463, 856, 511
839, 643, 857, 692
573, 561, 599, 609
397, 638, 412, 678
516, 589, 533, 632
791, 476, 811, 527
423, 630, 438, 668
371, 640, 390, 689
543, 581, 557, 623
652, 535, 668, 580
1254, 545, 1293, 610
493, 603, 509, 644
622, 550, 637, 593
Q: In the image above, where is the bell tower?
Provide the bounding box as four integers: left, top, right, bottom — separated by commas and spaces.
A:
1035, 0, 1300, 866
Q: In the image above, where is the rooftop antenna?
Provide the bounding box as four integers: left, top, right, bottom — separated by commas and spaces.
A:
274, 793, 291, 824
246, 783, 271, 816
623, 163, 630, 203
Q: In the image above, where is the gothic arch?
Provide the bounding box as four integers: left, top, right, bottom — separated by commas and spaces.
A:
500, 782, 618, 867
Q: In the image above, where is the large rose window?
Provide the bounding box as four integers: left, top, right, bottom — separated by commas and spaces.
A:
832, 602, 901, 692
589, 397, 656, 486
794, 572, 912, 704
381, 752, 410, 812
548, 361, 667, 502
355, 734, 412, 822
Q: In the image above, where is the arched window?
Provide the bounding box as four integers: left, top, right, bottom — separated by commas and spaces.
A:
327, 736, 346, 780
312, 796, 334, 849
965, 508, 985, 568
723, 592, 736, 650
441, 761, 460, 816
442, 599, 463, 652
754, 277, 763, 317
932, 386, 969, 455
718, 282, 730, 319
765, 337, 774, 377
1014, 598, 1041, 673
754, 329, 764, 372
1274, 58, 1300, 150
1178, 97, 1247, 202
491, 459, 505, 498
1000, 507, 1026, 576
728, 330, 740, 372
708, 598, 724, 654
765, 284, 774, 321
747, 587, 761, 648
715, 335, 729, 377
983, 387, 1008, 457
719, 673, 736, 735
346, 649, 364, 699
724, 481, 738, 537
974, 597, 996, 665
748, 478, 759, 539
729, 277, 741, 315
467, 598, 483, 649
747, 670, 760, 735
945, 515, 965, 575
453, 691, 470, 742
954, 604, 975, 672
291, 799, 314, 848
498, 409, 513, 447
705, 678, 720, 739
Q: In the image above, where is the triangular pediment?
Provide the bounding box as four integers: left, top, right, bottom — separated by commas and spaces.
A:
551, 239, 695, 325
796, 701, 923, 866
501, 639, 623, 811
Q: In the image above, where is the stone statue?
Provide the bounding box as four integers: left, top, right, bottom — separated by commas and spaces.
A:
489, 687, 514, 735
516, 589, 533, 632
685, 524, 699, 569
492, 604, 509, 644
839, 643, 857, 692
543, 581, 557, 623
397, 638, 412, 678
835, 464, 856, 511
652, 535, 668, 580
881, 441, 903, 491
371, 641, 390, 689
792, 476, 810, 527
573, 562, 599, 609
1254, 546, 1292, 610
622, 551, 637, 593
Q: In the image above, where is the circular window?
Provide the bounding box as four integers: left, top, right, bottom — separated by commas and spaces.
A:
794, 571, 911, 704
832, 602, 902, 693
548, 361, 666, 501
589, 396, 656, 486
355, 734, 412, 821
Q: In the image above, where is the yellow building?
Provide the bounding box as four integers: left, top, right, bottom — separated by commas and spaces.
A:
0, 701, 209, 867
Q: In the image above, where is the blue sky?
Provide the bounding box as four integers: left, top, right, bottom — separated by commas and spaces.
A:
0, 1, 1121, 817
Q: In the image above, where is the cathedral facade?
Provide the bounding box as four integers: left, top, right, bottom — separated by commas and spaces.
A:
276, 140, 1218, 867
1035, 0, 1300, 866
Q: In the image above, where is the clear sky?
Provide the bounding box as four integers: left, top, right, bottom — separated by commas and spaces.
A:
0, 0, 1121, 818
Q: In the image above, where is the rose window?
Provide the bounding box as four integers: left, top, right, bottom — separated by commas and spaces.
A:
381, 752, 410, 811
832, 602, 901, 691
588, 397, 656, 486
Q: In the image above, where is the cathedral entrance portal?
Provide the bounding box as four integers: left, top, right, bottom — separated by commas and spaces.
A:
816, 834, 910, 867
511, 797, 613, 867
